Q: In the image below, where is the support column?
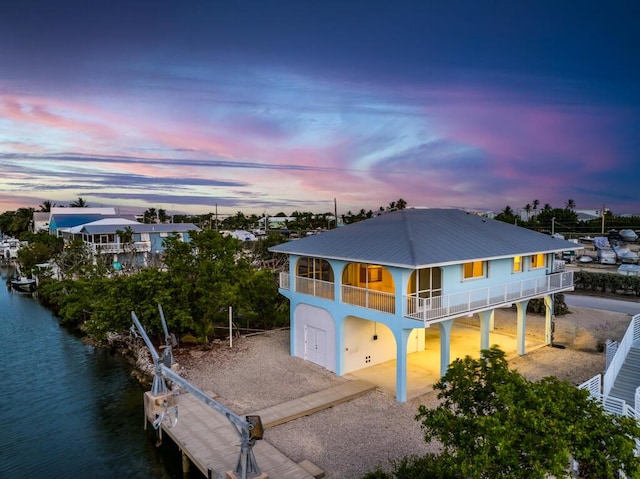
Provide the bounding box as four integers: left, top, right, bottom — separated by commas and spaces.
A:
515, 300, 529, 355
395, 329, 411, 402
182, 451, 191, 475
438, 319, 454, 378
544, 295, 554, 345
289, 301, 297, 356
335, 316, 345, 376
478, 310, 494, 351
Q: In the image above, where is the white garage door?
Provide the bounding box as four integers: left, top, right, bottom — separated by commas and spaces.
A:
304, 325, 327, 367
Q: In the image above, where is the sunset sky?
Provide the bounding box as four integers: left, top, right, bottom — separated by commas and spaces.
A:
1, 1, 639, 217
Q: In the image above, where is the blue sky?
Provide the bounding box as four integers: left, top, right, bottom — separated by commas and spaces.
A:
1, 1, 639, 216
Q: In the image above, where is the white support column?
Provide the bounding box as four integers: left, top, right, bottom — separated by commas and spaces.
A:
478, 310, 493, 351
395, 329, 411, 402
335, 315, 346, 376
515, 300, 529, 355
544, 295, 553, 345
438, 319, 454, 378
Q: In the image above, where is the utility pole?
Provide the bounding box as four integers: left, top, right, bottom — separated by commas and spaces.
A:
601, 205, 606, 234
551, 217, 555, 236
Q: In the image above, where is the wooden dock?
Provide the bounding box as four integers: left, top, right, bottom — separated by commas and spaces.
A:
145, 379, 376, 478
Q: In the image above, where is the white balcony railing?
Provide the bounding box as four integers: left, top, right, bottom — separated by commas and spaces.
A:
279, 272, 290, 290
405, 271, 574, 324
88, 241, 152, 254
342, 285, 396, 314
278, 270, 574, 322
295, 276, 335, 300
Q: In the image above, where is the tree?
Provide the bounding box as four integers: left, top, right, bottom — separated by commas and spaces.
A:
413, 346, 640, 479
70, 197, 88, 207
0, 207, 36, 237
142, 208, 157, 223
39, 200, 55, 212
495, 205, 516, 224
54, 239, 93, 280
532, 199, 540, 214
397, 198, 407, 210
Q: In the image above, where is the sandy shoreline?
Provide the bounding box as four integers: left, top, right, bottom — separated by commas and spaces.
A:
172, 306, 633, 478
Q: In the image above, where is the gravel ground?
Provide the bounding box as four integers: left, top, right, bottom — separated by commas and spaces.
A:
173, 306, 633, 478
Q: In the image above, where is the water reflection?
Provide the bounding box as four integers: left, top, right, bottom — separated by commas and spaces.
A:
0, 264, 184, 478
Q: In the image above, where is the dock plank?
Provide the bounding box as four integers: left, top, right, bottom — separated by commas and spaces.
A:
146, 379, 374, 478
153, 393, 313, 478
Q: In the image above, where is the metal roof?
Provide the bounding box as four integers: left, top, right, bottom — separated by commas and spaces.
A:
270, 208, 583, 268
51, 214, 118, 228
79, 222, 200, 235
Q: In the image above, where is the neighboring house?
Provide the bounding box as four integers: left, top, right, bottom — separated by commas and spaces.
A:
32, 212, 51, 233
270, 208, 582, 402
60, 218, 200, 268
47, 207, 121, 236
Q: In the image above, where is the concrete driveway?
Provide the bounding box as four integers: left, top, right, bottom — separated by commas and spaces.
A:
346, 320, 545, 400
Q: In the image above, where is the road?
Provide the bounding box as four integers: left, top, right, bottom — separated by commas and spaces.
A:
564, 293, 640, 316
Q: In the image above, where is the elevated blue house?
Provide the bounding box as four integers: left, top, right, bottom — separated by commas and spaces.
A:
60, 218, 200, 268
271, 208, 582, 401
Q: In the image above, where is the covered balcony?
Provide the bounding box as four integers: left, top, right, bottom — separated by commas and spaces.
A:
405, 270, 575, 324
86, 241, 152, 254
280, 270, 574, 323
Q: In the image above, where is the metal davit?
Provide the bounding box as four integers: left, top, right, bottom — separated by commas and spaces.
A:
131, 308, 264, 479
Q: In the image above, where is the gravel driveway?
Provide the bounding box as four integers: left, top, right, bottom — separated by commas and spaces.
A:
174, 306, 633, 478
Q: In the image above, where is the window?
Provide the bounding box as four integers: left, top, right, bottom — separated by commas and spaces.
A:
297, 257, 334, 282
359, 264, 383, 283
530, 253, 546, 269
463, 261, 486, 279
513, 256, 522, 273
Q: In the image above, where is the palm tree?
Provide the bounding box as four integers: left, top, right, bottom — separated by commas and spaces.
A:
143, 208, 157, 224
532, 199, 540, 215
565, 199, 576, 210
396, 198, 407, 210
523, 203, 532, 219
10, 207, 35, 236
70, 197, 88, 208
39, 200, 55, 212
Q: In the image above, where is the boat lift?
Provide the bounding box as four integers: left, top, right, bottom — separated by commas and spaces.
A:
131, 309, 264, 479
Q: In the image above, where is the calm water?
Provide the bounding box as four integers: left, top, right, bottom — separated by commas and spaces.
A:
0, 266, 185, 479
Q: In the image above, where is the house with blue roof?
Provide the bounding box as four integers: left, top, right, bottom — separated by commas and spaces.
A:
270, 208, 582, 402
60, 218, 200, 269
47, 207, 119, 236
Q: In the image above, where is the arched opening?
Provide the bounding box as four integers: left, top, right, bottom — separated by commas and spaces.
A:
295, 257, 335, 299
341, 263, 395, 313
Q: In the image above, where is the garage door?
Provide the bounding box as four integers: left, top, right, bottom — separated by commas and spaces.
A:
304, 325, 327, 367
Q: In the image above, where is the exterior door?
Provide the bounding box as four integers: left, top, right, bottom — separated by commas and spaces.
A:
304, 325, 326, 367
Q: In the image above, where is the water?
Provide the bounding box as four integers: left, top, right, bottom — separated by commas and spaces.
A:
0, 267, 184, 479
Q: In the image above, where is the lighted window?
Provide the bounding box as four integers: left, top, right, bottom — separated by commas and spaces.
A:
513, 256, 522, 273
463, 261, 486, 279
530, 253, 546, 269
